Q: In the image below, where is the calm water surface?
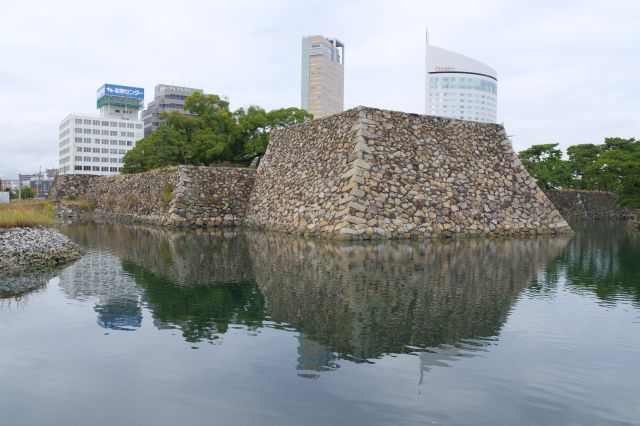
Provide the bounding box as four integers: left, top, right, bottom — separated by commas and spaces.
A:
1, 222, 639, 426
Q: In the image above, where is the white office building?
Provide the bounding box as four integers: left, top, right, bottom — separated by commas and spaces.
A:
425, 30, 498, 123
59, 84, 145, 175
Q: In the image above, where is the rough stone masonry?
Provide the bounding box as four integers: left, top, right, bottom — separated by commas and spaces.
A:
50, 106, 572, 239
245, 106, 572, 238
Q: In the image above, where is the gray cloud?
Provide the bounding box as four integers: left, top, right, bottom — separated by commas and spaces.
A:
1, 0, 638, 178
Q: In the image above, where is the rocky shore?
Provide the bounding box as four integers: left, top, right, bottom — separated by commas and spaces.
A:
0, 227, 83, 273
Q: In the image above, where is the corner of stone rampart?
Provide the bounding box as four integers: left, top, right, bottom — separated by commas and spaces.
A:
334, 108, 381, 237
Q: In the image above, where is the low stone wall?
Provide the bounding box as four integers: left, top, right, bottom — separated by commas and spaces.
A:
544, 189, 636, 220
246, 106, 571, 238
49, 166, 256, 228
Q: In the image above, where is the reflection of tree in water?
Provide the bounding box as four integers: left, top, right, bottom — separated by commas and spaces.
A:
123, 261, 265, 343
530, 222, 640, 307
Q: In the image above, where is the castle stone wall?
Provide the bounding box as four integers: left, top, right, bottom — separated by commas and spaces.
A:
246, 106, 572, 238
49, 166, 255, 228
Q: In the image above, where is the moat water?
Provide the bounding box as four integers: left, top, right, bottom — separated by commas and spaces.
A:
1, 222, 639, 426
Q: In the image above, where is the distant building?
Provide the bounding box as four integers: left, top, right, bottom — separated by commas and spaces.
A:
301, 35, 344, 118
58, 84, 145, 175
425, 30, 498, 123
19, 169, 58, 194
141, 84, 203, 136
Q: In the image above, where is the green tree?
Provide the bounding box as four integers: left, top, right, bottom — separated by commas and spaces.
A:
122, 93, 311, 173
567, 144, 600, 189
518, 144, 572, 189
20, 186, 35, 200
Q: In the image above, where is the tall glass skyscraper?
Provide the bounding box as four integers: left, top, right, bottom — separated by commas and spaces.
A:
301, 35, 344, 118
425, 30, 498, 123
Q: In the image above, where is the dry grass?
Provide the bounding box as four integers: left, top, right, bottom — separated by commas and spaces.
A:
59, 198, 94, 210
0, 201, 55, 228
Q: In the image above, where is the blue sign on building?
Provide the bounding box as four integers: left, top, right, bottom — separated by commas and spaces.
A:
97, 84, 144, 100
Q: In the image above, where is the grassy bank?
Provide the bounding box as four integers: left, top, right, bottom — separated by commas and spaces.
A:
0, 201, 55, 228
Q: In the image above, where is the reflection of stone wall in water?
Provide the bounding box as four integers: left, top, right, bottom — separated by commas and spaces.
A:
248, 233, 570, 360
62, 223, 254, 286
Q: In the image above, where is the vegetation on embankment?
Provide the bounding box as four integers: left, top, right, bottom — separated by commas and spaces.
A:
0, 201, 55, 228
0, 199, 94, 228
518, 138, 639, 207
121, 92, 312, 173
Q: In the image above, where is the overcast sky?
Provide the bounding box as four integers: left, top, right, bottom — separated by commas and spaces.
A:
1, 0, 638, 178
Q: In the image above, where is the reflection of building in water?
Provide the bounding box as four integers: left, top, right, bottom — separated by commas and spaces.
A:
57, 251, 143, 331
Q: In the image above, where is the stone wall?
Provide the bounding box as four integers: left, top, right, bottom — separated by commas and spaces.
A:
49, 166, 255, 228
544, 189, 636, 221
246, 106, 572, 239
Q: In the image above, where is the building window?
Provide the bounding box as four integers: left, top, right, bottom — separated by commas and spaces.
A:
127, 123, 134, 128
75, 137, 82, 142
101, 121, 109, 126
101, 148, 109, 153
92, 166, 100, 171
110, 122, 118, 127
102, 157, 109, 162
83, 147, 91, 152
119, 123, 126, 128
83, 119, 91, 125
110, 149, 118, 154
92, 120, 100, 125
101, 167, 109, 172
135, 124, 142, 129
83, 166, 91, 171
110, 167, 118, 172
93, 129, 100, 134
110, 131, 117, 136
75, 165, 82, 171
77, 147, 82, 152
75, 156, 82, 161
84, 138, 91, 143
84, 156, 91, 161
75, 118, 82, 124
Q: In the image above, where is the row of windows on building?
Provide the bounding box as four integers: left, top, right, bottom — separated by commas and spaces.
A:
71, 128, 137, 137
74, 156, 124, 163
429, 77, 497, 94
74, 147, 128, 154
61, 138, 134, 147
74, 166, 123, 172
65, 118, 143, 129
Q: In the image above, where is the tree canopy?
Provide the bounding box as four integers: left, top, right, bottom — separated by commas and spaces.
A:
518, 138, 640, 208
122, 92, 312, 173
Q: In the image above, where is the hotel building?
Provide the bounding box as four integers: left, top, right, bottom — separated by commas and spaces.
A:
301, 35, 344, 118
58, 84, 145, 175
425, 31, 498, 123
141, 84, 203, 136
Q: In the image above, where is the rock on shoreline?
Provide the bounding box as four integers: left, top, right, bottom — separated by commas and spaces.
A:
0, 227, 83, 273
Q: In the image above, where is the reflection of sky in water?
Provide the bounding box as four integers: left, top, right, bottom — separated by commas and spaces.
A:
0, 222, 639, 426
